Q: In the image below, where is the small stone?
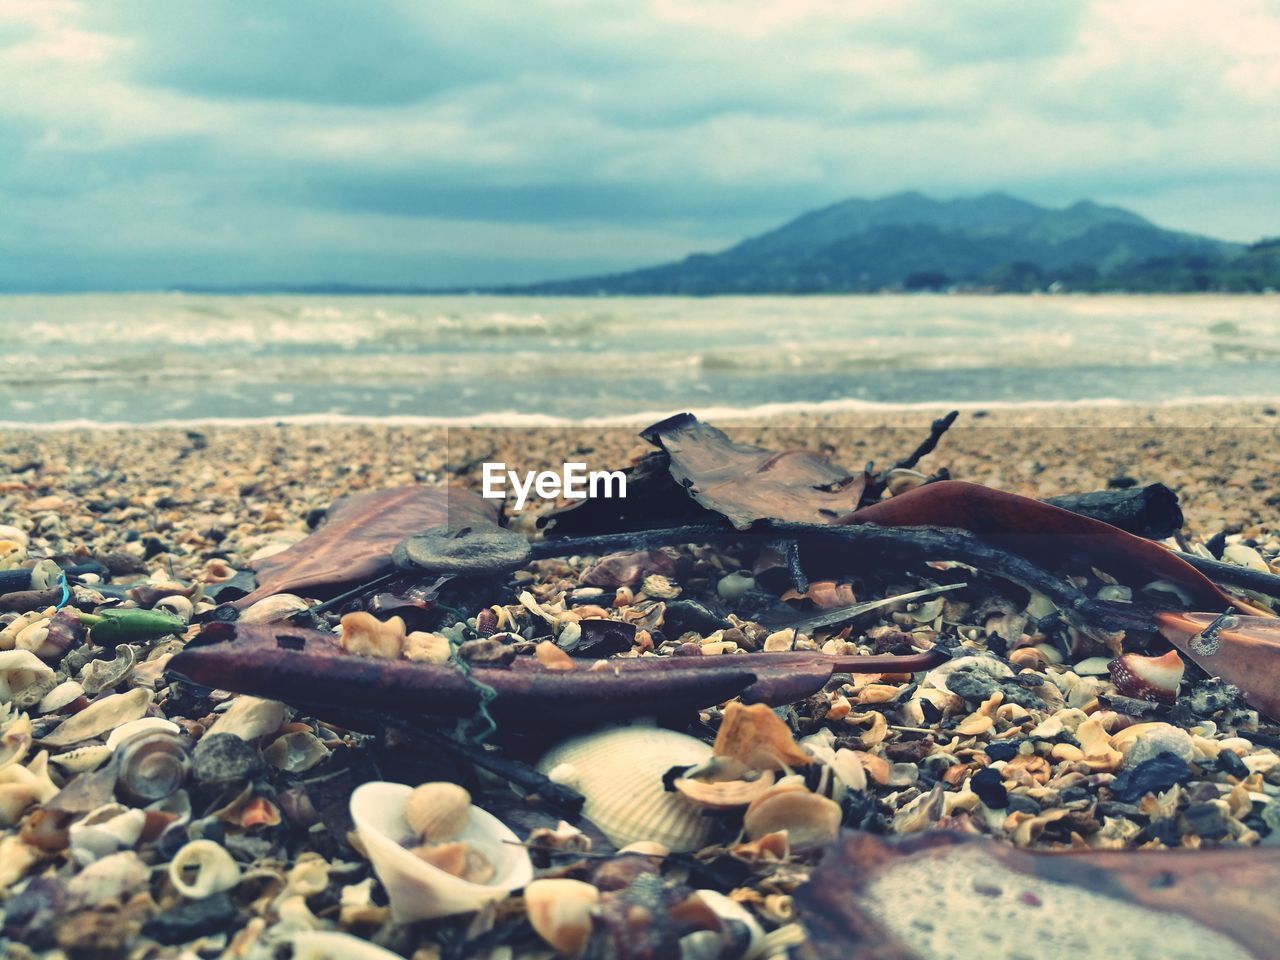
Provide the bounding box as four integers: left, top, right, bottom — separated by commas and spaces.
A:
1183, 801, 1232, 840
969, 767, 1008, 809
393, 525, 531, 576
191, 733, 264, 789
1109, 752, 1190, 804
141, 892, 238, 945
1217, 749, 1250, 779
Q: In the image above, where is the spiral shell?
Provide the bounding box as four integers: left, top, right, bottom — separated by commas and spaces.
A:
536, 726, 714, 852
116, 732, 190, 805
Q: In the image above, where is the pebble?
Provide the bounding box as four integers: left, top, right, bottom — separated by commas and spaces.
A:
191, 733, 265, 789
1109, 753, 1191, 803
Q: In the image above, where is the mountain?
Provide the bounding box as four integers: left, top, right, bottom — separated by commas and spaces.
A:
498, 191, 1253, 295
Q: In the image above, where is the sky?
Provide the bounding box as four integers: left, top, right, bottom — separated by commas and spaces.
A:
3, 0, 1280, 291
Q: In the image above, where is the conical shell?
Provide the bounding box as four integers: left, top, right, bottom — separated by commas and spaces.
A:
536, 726, 714, 852
349, 781, 532, 922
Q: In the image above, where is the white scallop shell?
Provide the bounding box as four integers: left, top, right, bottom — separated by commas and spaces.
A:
536, 726, 714, 852
349, 781, 533, 922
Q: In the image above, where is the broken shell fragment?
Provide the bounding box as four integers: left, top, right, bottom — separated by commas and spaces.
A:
263, 730, 329, 773
536, 727, 714, 852
36, 679, 85, 714
743, 783, 842, 848
292, 931, 408, 960
525, 877, 600, 957
68, 804, 146, 865
206, 695, 287, 741
105, 716, 180, 753
0, 714, 33, 770
713, 702, 811, 770
404, 782, 471, 841
1108, 650, 1184, 703
240, 593, 311, 624
339, 612, 405, 659
349, 781, 533, 921
40, 687, 152, 747
170, 838, 242, 899
50, 743, 112, 775
410, 841, 495, 884
674, 757, 777, 810
0, 649, 56, 707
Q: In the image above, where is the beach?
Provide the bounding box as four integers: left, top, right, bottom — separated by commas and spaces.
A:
5, 402, 1279, 569
3, 400, 1280, 958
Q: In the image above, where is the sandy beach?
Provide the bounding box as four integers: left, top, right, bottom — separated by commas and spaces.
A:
3, 401, 1280, 958
4, 403, 1278, 574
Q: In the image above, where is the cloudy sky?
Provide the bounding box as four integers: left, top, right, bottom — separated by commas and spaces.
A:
3, 0, 1279, 290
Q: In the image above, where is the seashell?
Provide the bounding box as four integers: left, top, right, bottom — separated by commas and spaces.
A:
264, 730, 329, 773
716, 573, 754, 603
0, 714, 33, 771
105, 716, 181, 753
240, 593, 310, 624
1111, 722, 1195, 767
0, 649, 56, 707
69, 803, 146, 865
404, 631, 452, 663
693, 889, 766, 960
207, 695, 287, 741
170, 839, 242, 898
249, 541, 295, 565
524, 878, 600, 957
292, 931, 407, 960
50, 743, 112, 775
831, 748, 867, 793
762, 628, 794, 652
66, 850, 150, 907
29, 559, 61, 590
617, 840, 669, 857
36, 679, 85, 714
1108, 650, 1184, 703
674, 758, 777, 810
79, 644, 137, 697
410, 841, 495, 884
40, 687, 152, 747
641, 574, 681, 599
1223, 542, 1269, 572
924, 655, 1013, 695
350, 781, 533, 921
340, 611, 405, 659
713, 702, 811, 770
781, 581, 855, 609
743, 783, 842, 848
117, 732, 190, 805
153, 595, 193, 623
537, 727, 714, 852
405, 782, 471, 841
885, 468, 929, 496
0, 524, 29, 550
1072, 656, 1112, 676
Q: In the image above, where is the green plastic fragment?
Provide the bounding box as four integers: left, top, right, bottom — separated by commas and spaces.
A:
79, 608, 187, 646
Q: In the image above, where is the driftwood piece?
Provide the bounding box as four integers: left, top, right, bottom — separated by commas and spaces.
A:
1044, 482, 1184, 539
797, 831, 1280, 960
851, 480, 1257, 614
234, 486, 499, 609
167, 622, 947, 725
640, 413, 867, 529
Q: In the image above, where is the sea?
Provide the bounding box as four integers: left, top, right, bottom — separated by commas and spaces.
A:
3, 293, 1279, 428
